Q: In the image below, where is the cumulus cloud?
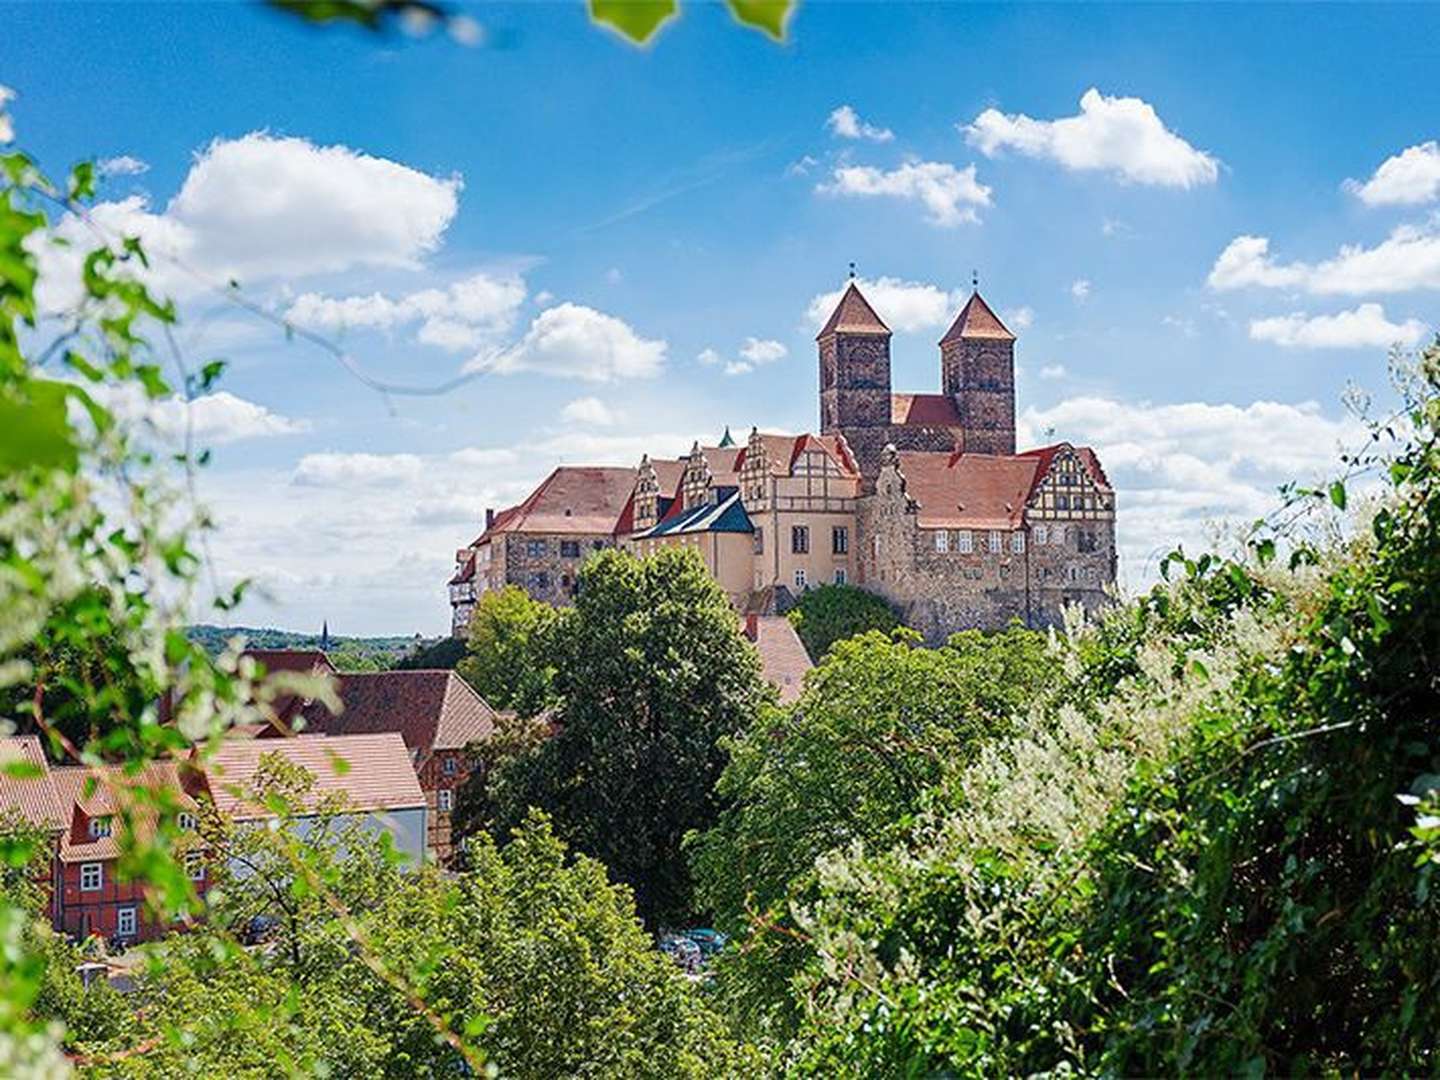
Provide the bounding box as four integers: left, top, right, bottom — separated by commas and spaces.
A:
31, 133, 461, 313
724, 337, 787, 376
469, 302, 666, 381
1344, 141, 1440, 207
1207, 227, 1440, 295
98, 387, 309, 446
286, 271, 527, 352
1002, 305, 1035, 330
1018, 395, 1366, 588
806, 275, 967, 333
818, 161, 992, 227
826, 105, 894, 143
292, 452, 425, 488
1248, 303, 1429, 349
561, 396, 619, 426
1071, 279, 1092, 300
697, 347, 724, 367
964, 88, 1219, 188
98, 155, 149, 177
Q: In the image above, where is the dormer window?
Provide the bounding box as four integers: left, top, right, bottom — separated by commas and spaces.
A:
88, 816, 112, 839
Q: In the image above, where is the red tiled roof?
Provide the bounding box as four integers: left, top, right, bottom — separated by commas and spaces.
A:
750, 616, 812, 704
816, 282, 891, 338
0, 736, 64, 832
241, 649, 338, 731
891, 393, 963, 429
206, 732, 424, 820
896, 451, 1041, 530
940, 291, 1015, 344
734, 432, 862, 480
51, 761, 201, 862
448, 552, 476, 585
301, 670, 498, 754
484, 466, 637, 536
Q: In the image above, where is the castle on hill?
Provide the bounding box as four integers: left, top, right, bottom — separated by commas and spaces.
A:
448, 280, 1117, 643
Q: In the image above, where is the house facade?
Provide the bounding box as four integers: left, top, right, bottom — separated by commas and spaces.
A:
447, 280, 1118, 644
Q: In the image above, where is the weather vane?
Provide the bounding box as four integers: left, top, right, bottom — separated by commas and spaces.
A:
848, 261, 857, 281
972, 268, 979, 290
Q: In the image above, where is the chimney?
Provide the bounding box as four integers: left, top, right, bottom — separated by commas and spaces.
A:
485, 507, 495, 529
744, 613, 759, 642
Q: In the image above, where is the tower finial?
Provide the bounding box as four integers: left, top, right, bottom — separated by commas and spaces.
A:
972, 268, 979, 291
848, 261, 857, 281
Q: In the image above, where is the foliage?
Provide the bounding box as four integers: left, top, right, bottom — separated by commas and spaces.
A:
476, 547, 773, 925
394, 635, 466, 671
187, 624, 417, 667
785, 583, 901, 661
456, 584, 560, 716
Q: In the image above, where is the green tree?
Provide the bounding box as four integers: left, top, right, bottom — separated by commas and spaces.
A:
786, 583, 901, 660
484, 547, 772, 925
456, 585, 560, 716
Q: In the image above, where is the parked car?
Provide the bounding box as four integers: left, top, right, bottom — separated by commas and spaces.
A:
657, 933, 702, 974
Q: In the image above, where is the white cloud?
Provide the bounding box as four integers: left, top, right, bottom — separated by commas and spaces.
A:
697, 347, 723, 367
1344, 141, 1440, 207
818, 161, 992, 227
0, 85, 14, 144
98, 387, 309, 446
31, 133, 461, 313
1101, 217, 1132, 238
1018, 395, 1365, 589
697, 337, 789, 376
786, 154, 820, 178
806, 275, 967, 333
826, 105, 894, 143
1071, 279, 1092, 300
1038, 363, 1067, 380
1161, 314, 1198, 337
469, 302, 666, 381
286, 271, 527, 352
561, 396, 619, 426
1208, 227, 1440, 295
1002, 305, 1035, 330
964, 88, 1219, 188
533, 289, 554, 306
98, 155, 149, 177
292, 452, 425, 487
1248, 303, 1428, 349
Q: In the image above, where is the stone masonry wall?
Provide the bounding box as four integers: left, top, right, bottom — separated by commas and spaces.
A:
502, 533, 613, 606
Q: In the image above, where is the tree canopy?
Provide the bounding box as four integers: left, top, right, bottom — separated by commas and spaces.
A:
785, 582, 902, 660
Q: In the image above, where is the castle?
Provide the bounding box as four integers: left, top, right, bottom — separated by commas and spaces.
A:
448, 280, 1117, 643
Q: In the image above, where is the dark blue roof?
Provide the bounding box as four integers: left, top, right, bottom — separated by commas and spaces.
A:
633, 491, 753, 538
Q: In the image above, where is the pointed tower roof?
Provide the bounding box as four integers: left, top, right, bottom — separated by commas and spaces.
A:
940, 291, 1015, 344
717, 425, 736, 448
816, 282, 890, 339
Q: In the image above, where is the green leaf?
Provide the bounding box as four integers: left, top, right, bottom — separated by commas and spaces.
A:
0, 377, 78, 474
727, 0, 793, 39
1329, 480, 1347, 510
589, 0, 678, 43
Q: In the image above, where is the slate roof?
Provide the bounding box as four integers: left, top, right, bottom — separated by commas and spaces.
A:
940, 291, 1015, 344
633, 491, 754, 539
896, 451, 1041, 530
206, 733, 424, 820
0, 736, 65, 831
300, 669, 498, 754
816, 282, 891, 338
749, 616, 812, 705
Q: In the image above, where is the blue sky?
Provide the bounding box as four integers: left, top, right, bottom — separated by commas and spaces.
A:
6, 2, 1439, 634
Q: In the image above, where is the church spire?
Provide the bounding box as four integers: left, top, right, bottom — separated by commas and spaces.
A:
939, 290, 1015, 345
320, 620, 330, 652
717, 425, 736, 448
816, 280, 890, 340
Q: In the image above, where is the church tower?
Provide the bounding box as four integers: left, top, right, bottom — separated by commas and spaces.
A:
939, 290, 1016, 455
817, 281, 892, 436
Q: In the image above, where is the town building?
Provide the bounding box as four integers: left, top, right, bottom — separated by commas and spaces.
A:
447, 280, 1117, 644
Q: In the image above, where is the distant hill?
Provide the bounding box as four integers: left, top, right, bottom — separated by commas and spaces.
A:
186, 625, 441, 671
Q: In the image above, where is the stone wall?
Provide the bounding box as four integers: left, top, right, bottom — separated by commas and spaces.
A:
501, 533, 613, 606
942, 338, 1016, 456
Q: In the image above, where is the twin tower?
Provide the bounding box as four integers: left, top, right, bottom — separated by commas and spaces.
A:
816, 281, 1017, 480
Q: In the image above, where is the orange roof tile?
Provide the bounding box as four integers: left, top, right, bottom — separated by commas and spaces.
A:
750, 616, 812, 704
940, 291, 1015, 344
896, 451, 1040, 530
51, 761, 201, 863
0, 736, 64, 832
816, 282, 891, 338
891, 393, 963, 429
206, 732, 424, 820
486, 466, 637, 536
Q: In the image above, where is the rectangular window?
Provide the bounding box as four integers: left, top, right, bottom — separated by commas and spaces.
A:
88, 816, 111, 839
834, 568, 847, 585
1057, 494, 1070, 511
957, 530, 973, 554
80, 863, 102, 892
794, 568, 808, 590
1079, 530, 1099, 554
560, 540, 581, 558
177, 812, 197, 832
935, 530, 949, 553
442, 756, 458, 776
872, 536, 881, 558
437, 789, 454, 812
832, 526, 848, 555
526, 540, 547, 558
117, 907, 136, 937
187, 853, 205, 881
989, 531, 1003, 554
791, 526, 809, 555
1034, 525, 1048, 547
753, 527, 764, 555
1012, 532, 1025, 554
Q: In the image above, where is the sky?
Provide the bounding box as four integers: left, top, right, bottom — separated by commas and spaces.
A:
5, 2, 1439, 635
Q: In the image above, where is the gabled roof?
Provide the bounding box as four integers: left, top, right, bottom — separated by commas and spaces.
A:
51, 761, 202, 862
891, 393, 963, 429
816, 282, 891, 339
469, 467, 637, 542
448, 552, 476, 585
634, 491, 754, 539
241, 648, 339, 731
734, 432, 861, 479
300, 670, 498, 753
940, 291, 1015, 344
206, 732, 424, 820
0, 736, 64, 832
748, 616, 812, 705
895, 451, 1041, 530
1017, 442, 1113, 500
